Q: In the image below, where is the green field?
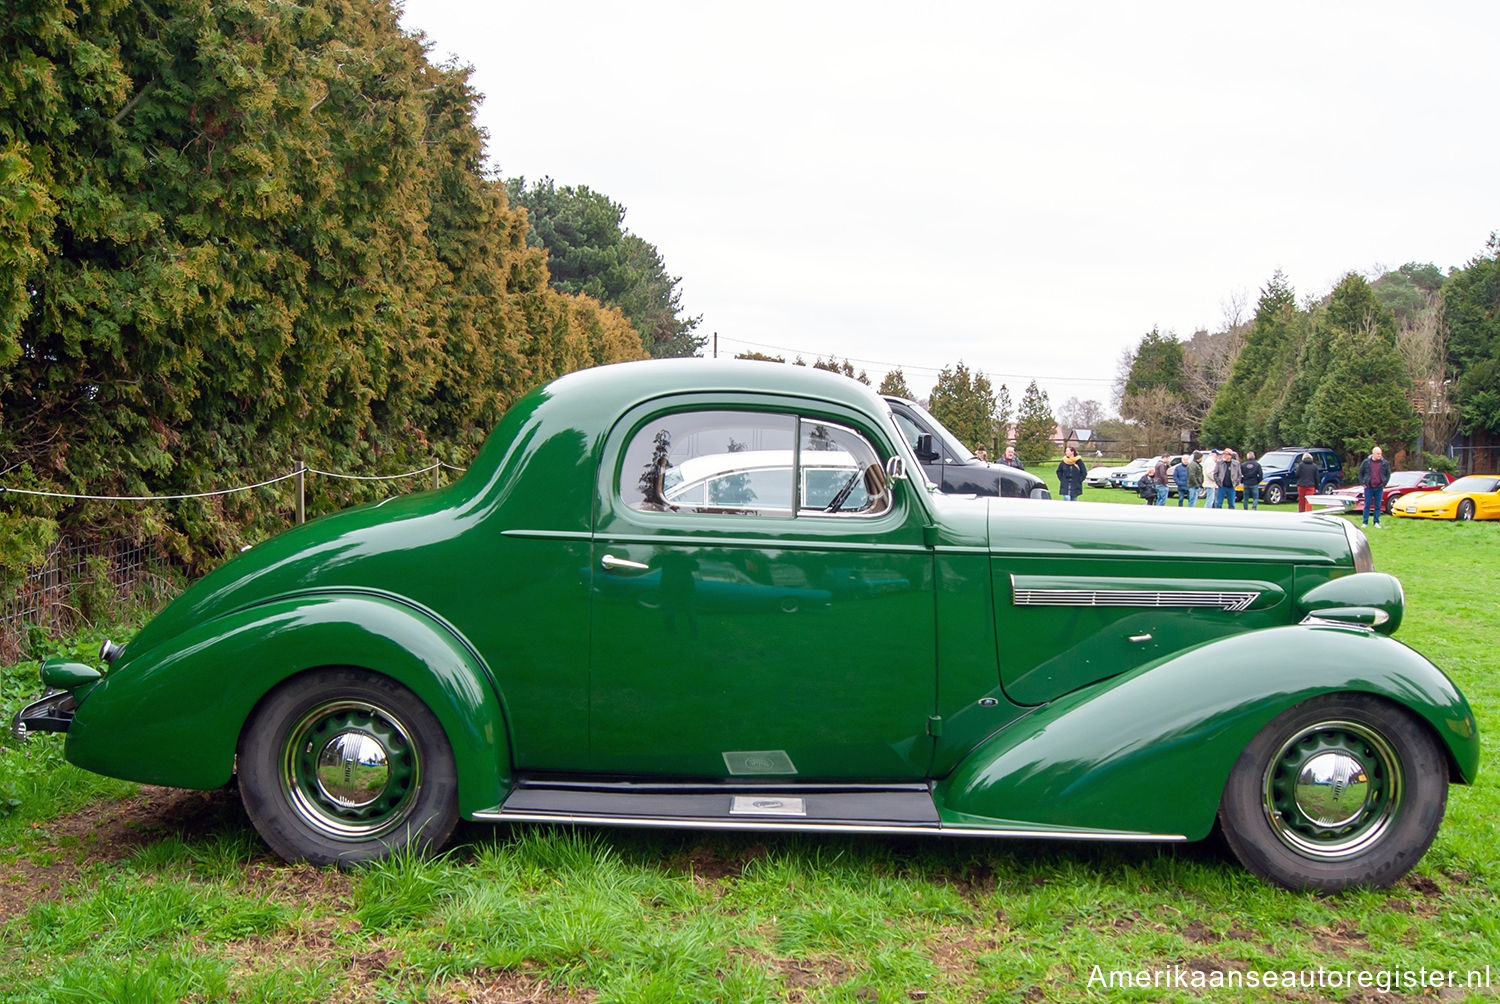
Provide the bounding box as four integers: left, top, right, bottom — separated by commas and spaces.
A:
1, 517, 1496, 1002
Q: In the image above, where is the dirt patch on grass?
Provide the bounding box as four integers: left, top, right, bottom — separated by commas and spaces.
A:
0, 785, 249, 921
429, 973, 596, 1003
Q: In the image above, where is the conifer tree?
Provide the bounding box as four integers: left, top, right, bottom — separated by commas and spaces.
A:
1014, 381, 1056, 466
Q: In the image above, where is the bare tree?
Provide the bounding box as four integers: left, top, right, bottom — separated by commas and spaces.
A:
1058, 397, 1106, 432
1221, 287, 1250, 334
1395, 296, 1457, 457
1119, 386, 1193, 454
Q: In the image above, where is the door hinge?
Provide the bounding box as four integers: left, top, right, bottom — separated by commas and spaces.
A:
923, 524, 939, 548
926, 714, 943, 737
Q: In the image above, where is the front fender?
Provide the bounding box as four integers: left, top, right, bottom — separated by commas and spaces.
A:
935, 625, 1478, 840
66, 592, 512, 816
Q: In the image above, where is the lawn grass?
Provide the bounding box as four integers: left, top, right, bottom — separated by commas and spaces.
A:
1, 520, 1496, 1002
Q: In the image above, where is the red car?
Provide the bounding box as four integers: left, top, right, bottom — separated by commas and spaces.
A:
1327, 470, 1454, 514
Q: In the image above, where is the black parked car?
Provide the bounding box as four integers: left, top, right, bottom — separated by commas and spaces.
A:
885, 397, 1050, 499
1254, 448, 1343, 505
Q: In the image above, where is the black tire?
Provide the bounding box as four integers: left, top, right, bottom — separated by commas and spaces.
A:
1457, 500, 1475, 521
1264, 483, 1285, 506
1384, 495, 1397, 515
1320, 479, 1341, 496
1217, 693, 1447, 892
238, 668, 459, 866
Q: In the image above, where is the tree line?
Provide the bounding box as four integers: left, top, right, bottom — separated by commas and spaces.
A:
1119, 248, 1499, 468
0, 0, 697, 585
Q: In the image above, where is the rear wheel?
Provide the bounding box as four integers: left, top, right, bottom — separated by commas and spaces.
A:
1264, 483, 1285, 506
1218, 694, 1447, 891
238, 668, 459, 866
1457, 500, 1476, 521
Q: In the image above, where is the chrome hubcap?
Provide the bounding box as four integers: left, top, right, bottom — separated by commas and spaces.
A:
282, 701, 421, 840
1262, 719, 1401, 860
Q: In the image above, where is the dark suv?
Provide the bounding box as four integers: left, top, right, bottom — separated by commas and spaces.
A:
1255, 447, 1342, 505
884, 397, 1050, 499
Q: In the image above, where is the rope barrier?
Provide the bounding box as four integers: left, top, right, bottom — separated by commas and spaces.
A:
303, 462, 443, 482
0, 461, 467, 502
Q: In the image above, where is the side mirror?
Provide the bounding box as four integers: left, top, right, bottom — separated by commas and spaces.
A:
884, 456, 908, 481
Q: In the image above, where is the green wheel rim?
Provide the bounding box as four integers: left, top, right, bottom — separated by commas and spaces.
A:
280, 700, 422, 841
1262, 718, 1402, 860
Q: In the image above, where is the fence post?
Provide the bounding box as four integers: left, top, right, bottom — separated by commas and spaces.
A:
433, 462, 440, 491
296, 462, 306, 524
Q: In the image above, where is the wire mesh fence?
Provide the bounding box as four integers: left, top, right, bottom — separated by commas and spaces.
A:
0, 535, 174, 663
0, 460, 472, 662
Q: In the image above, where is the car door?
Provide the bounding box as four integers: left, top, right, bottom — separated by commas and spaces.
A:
1480, 480, 1500, 519
588, 399, 938, 780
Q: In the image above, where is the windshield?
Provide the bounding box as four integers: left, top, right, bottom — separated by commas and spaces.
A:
1259, 450, 1301, 469
896, 399, 976, 463
1387, 471, 1425, 488
1448, 476, 1499, 493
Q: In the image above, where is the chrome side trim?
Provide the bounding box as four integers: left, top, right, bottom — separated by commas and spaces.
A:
1012, 587, 1259, 612
469, 809, 1186, 842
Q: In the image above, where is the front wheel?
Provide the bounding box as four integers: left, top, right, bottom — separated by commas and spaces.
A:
1457, 500, 1476, 521
1218, 694, 1447, 891
1264, 483, 1285, 506
238, 668, 459, 866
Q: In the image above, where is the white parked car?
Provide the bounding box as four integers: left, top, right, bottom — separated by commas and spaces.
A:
1084, 464, 1122, 488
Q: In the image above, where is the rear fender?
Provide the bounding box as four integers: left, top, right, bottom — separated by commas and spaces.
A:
936, 625, 1478, 839
66, 592, 512, 815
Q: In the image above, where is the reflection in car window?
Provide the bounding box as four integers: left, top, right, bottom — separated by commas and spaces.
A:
798, 419, 890, 516
620, 411, 890, 517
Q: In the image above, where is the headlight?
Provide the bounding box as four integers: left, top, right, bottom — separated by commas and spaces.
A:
1341, 520, 1374, 573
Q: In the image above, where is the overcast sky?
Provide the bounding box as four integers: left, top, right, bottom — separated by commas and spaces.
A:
397, 1, 1498, 413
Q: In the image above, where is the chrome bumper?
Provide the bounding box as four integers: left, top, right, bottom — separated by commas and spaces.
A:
11, 690, 78, 741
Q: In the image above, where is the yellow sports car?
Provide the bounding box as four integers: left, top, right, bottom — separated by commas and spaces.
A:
1392, 474, 1500, 521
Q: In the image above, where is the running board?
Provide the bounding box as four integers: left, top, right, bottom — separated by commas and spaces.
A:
471, 780, 1185, 842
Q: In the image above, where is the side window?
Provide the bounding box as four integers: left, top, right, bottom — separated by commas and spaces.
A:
621, 411, 796, 515
798, 419, 891, 517
619, 411, 891, 518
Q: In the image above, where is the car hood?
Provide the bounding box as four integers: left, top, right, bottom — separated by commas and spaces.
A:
1403, 491, 1460, 508
983, 498, 1354, 566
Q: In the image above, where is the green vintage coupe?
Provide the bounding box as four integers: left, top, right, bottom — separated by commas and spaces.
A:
13, 360, 1479, 890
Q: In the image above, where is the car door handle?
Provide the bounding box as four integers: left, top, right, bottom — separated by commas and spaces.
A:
601, 553, 651, 571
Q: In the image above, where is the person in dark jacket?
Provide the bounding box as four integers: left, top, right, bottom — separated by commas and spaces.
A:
1172, 455, 1190, 506
1056, 446, 1087, 501
1240, 451, 1264, 510
1151, 455, 1170, 506
1296, 452, 1319, 512
1186, 451, 1204, 506
1357, 446, 1392, 527
1000, 446, 1023, 469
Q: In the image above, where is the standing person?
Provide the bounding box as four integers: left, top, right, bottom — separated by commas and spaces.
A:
1211, 450, 1229, 508
1187, 451, 1204, 507
1152, 454, 1170, 506
1296, 452, 1319, 512
974, 444, 989, 462
1226, 449, 1241, 510
1172, 455, 1190, 506
1000, 445, 1022, 469
1056, 446, 1086, 501
1357, 446, 1391, 527
1241, 451, 1263, 510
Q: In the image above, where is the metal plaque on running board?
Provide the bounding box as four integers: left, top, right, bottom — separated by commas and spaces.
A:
730, 796, 807, 817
